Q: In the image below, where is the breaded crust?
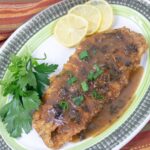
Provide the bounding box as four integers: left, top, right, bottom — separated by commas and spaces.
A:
33, 27, 148, 148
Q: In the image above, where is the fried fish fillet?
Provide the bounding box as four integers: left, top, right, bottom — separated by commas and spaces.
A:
33, 27, 147, 148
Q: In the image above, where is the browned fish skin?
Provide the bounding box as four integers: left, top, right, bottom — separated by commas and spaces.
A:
33, 27, 147, 148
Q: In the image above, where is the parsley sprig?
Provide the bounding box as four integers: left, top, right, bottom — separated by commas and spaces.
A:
0, 55, 58, 137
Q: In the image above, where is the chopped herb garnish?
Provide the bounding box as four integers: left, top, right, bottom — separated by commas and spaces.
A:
93, 64, 103, 80
58, 100, 69, 111
94, 64, 100, 72
92, 90, 104, 100
87, 64, 103, 81
81, 81, 89, 92
79, 50, 89, 60
67, 76, 77, 85
0, 55, 58, 138
87, 70, 95, 81
93, 70, 103, 80
72, 96, 84, 106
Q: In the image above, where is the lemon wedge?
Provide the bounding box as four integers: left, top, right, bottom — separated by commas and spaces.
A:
87, 0, 114, 32
54, 14, 88, 47
68, 4, 102, 35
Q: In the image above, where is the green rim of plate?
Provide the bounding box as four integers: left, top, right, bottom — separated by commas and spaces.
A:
0, 0, 150, 150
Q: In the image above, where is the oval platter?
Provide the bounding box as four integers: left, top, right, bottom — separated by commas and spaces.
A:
0, 0, 150, 150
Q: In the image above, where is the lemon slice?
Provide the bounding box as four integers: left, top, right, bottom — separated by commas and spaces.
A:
87, 0, 114, 32
68, 4, 102, 35
54, 14, 88, 47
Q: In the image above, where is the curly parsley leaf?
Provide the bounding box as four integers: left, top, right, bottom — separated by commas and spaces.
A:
0, 97, 32, 137
34, 64, 58, 74
22, 91, 41, 111
0, 55, 58, 138
34, 72, 50, 97
33, 63, 58, 97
